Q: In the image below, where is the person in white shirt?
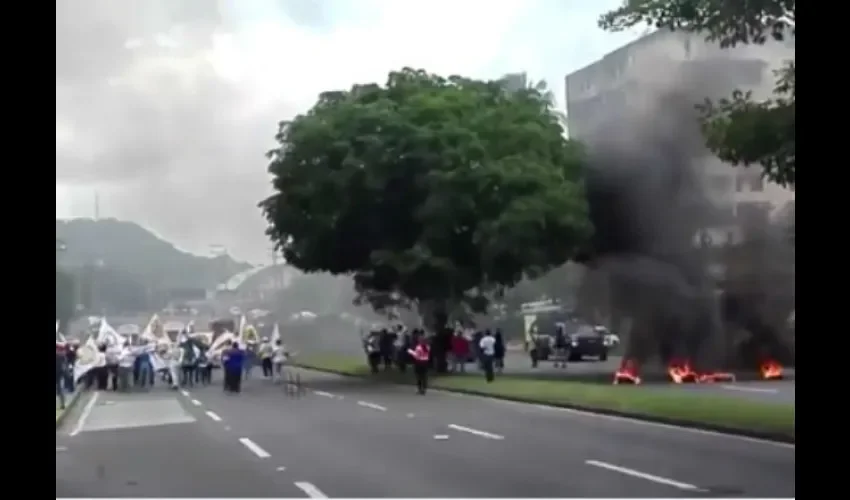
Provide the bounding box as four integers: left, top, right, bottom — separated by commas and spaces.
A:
105, 342, 123, 391
478, 331, 496, 383
167, 344, 182, 390
117, 342, 135, 391
271, 339, 289, 384
259, 338, 274, 378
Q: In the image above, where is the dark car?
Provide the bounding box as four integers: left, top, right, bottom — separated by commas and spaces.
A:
565, 325, 608, 361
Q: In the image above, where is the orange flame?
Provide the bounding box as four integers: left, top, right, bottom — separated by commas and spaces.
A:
668, 360, 698, 384
760, 360, 783, 380
668, 359, 736, 384
613, 359, 642, 385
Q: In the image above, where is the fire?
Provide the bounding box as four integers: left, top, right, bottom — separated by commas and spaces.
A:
613, 359, 642, 385
668, 359, 736, 384
760, 360, 783, 380
668, 360, 698, 384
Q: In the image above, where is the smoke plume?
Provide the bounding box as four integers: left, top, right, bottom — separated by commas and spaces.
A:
578, 34, 795, 370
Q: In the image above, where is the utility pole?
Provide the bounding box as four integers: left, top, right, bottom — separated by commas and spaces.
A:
94, 191, 100, 220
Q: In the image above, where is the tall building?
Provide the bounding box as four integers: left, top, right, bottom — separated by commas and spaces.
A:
564, 29, 795, 246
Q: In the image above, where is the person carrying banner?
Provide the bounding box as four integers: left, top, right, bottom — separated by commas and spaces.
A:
407, 337, 431, 395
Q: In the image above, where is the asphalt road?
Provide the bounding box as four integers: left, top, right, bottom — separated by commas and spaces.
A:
58, 369, 794, 497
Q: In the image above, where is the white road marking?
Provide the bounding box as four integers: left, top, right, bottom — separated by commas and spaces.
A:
313, 391, 335, 398
190, 399, 202, 406
586, 460, 705, 491
433, 434, 449, 440
239, 437, 271, 458
224, 426, 231, 431
276, 466, 287, 472
70, 391, 100, 437
448, 424, 504, 440
180, 390, 190, 397
205, 411, 223, 422
721, 385, 779, 394
56, 446, 68, 452
406, 413, 415, 418
357, 401, 387, 412
295, 482, 328, 498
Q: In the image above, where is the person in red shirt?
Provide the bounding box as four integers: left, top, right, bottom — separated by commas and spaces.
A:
407, 337, 431, 395
450, 332, 469, 373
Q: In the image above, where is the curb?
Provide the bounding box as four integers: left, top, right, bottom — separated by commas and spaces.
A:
56, 390, 83, 429
294, 363, 795, 445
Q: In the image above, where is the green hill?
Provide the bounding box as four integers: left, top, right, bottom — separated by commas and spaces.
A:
56, 218, 251, 316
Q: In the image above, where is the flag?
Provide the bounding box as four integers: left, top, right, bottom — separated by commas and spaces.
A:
73, 335, 102, 382
140, 313, 164, 342
271, 323, 281, 345
96, 317, 125, 346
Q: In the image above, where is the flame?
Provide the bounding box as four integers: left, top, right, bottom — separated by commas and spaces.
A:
760, 360, 783, 380
668, 360, 698, 384
613, 359, 642, 385
668, 359, 737, 384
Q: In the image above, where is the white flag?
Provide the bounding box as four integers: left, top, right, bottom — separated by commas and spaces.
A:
271, 323, 281, 344
97, 317, 125, 346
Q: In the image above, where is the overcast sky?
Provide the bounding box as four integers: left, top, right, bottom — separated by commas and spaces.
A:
56, 0, 642, 264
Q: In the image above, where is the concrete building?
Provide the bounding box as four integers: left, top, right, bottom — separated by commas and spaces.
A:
564, 29, 795, 246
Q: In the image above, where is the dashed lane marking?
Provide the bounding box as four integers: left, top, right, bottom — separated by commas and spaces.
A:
205, 411, 223, 422
190, 399, 202, 406
239, 437, 271, 458
448, 423, 504, 440
357, 401, 387, 412
295, 482, 328, 498
585, 459, 706, 492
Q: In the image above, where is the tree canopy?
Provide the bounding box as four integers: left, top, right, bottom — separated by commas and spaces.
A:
261, 68, 593, 324
599, 0, 795, 188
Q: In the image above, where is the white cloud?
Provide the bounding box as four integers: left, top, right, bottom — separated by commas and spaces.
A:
56, 0, 639, 263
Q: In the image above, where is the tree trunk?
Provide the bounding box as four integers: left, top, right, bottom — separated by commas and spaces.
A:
419, 300, 451, 374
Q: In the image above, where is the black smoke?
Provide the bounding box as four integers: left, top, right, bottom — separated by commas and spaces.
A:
577, 52, 795, 370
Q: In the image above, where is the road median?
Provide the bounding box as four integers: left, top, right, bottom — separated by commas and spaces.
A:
294, 354, 795, 444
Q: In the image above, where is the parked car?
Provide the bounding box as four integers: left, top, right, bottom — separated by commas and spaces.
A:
565, 324, 609, 362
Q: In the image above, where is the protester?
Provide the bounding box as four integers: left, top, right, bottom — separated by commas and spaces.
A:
450, 331, 469, 373
95, 343, 110, 390
243, 341, 256, 380
479, 330, 496, 382
222, 342, 245, 393
167, 343, 181, 390
56, 343, 68, 410
494, 329, 506, 374
117, 342, 135, 391
105, 341, 121, 391
408, 337, 431, 395
196, 346, 211, 386
259, 337, 273, 378
271, 339, 288, 384
136, 342, 154, 389
179, 339, 196, 388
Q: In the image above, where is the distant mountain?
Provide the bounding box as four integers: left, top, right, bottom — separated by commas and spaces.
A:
56, 218, 251, 314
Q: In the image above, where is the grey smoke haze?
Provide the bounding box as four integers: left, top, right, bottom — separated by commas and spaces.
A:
55, 0, 643, 263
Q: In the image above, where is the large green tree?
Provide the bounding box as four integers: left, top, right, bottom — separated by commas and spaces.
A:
260, 68, 593, 370
599, 0, 795, 187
